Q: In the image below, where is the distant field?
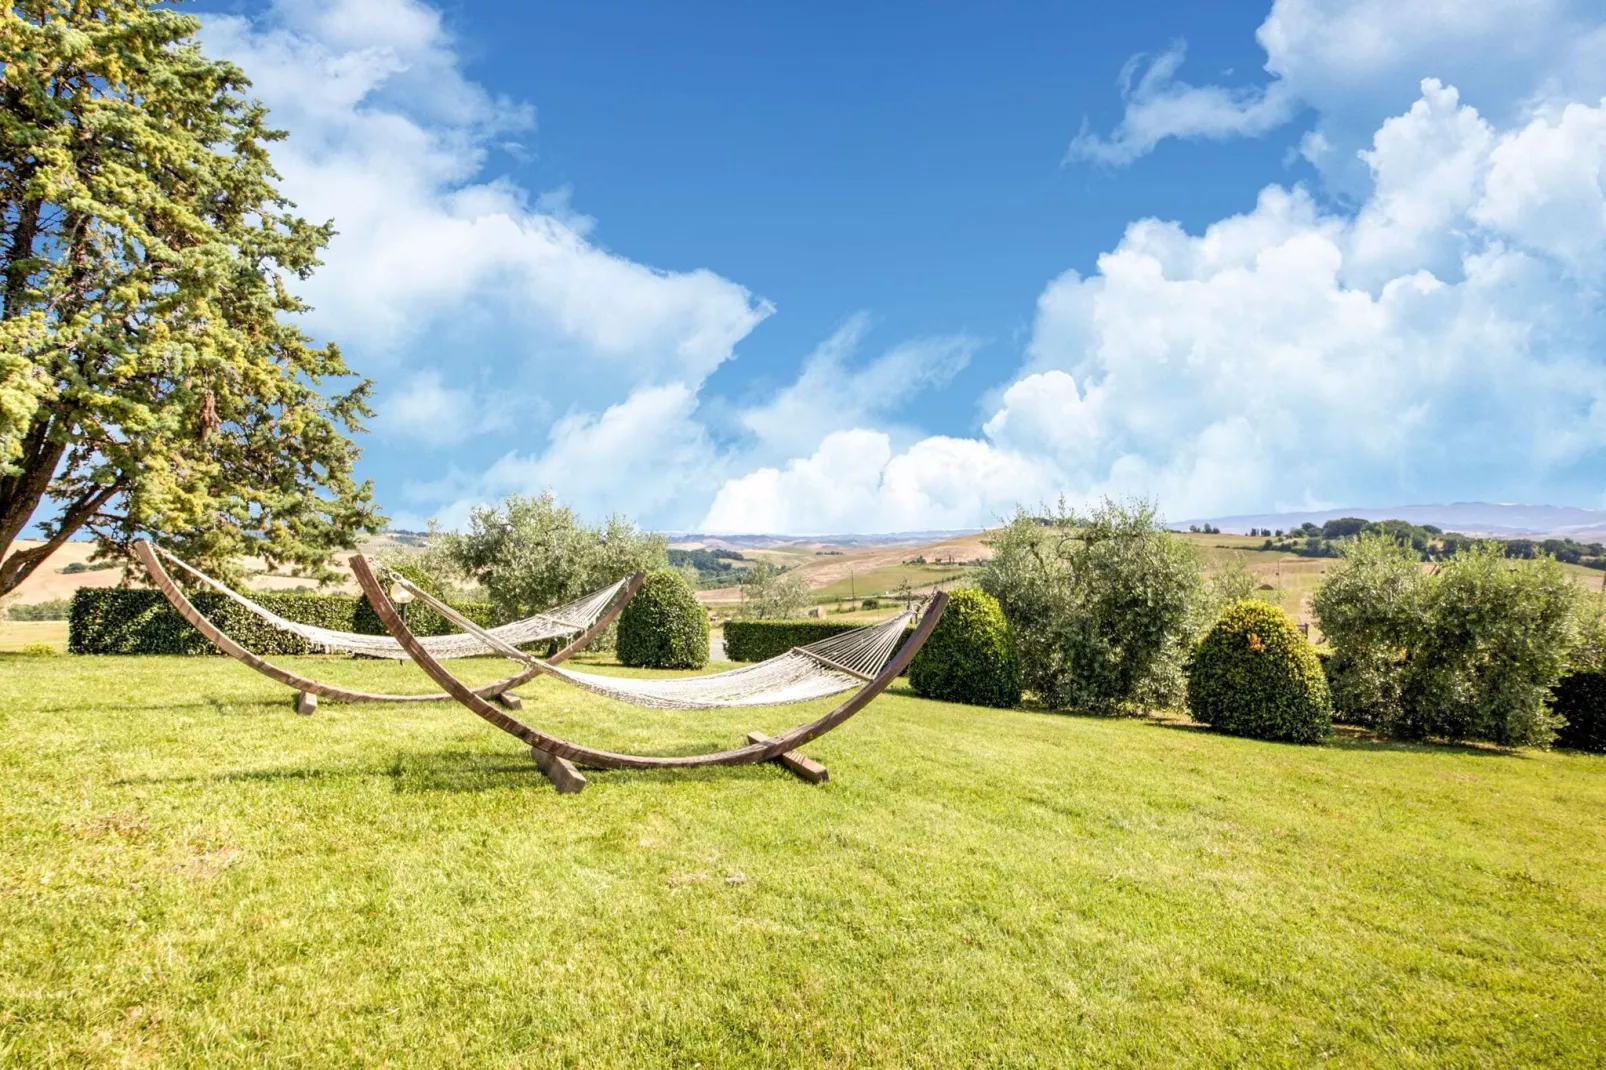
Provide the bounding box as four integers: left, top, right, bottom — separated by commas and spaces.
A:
0, 621, 67, 653
808, 562, 975, 604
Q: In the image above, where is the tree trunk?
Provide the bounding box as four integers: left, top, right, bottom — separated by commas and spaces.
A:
0, 425, 63, 543
0, 479, 118, 598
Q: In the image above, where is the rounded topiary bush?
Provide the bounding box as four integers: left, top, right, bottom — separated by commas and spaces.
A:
617, 569, 709, 670
1552, 672, 1606, 753
1188, 599, 1331, 743
909, 587, 1022, 708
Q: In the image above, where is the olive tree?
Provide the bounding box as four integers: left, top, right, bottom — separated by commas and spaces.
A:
980, 498, 1200, 713
1314, 536, 1578, 745
437, 493, 667, 623
1, 0, 380, 595
1310, 533, 1427, 726
1401, 543, 1576, 745
738, 560, 810, 619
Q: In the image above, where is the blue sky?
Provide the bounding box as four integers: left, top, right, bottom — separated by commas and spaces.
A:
189, 0, 1606, 533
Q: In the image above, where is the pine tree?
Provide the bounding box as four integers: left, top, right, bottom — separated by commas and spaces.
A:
0, 0, 380, 594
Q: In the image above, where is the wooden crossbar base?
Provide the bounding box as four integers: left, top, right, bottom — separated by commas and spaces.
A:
295, 691, 318, 716
530, 746, 587, 794
747, 731, 829, 784
496, 692, 523, 711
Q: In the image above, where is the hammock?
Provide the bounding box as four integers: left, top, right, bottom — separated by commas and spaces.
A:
385, 568, 920, 710
152, 545, 625, 659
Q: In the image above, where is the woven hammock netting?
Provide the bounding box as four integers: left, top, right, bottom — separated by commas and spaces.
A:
155, 546, 623, 660
387, 570, 920, 711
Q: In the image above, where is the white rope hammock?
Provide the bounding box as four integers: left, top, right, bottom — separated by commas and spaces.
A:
386, 570, 920, 710
155, 546, 624, 659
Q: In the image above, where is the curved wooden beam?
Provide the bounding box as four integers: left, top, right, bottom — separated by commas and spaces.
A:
350, 553, 948, 771
131, 539, 641, 704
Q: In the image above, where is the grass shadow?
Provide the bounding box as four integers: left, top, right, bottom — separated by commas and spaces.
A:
1142, 718, 1527, 758
114, 764, 385, 787
387, 748, 549, 794
23, 692, 297, 716
579, 761, 794, 789
1324, 735, 1527, 759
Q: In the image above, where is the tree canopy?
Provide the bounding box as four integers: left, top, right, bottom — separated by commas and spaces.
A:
738, 560, 809, 619
982, 498, 1201, 713
437, 493, 668, 623
0, 0, 380, 596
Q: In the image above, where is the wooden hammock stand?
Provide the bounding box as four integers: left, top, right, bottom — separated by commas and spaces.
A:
131, 538, 643, 714
349, 554, 949, 793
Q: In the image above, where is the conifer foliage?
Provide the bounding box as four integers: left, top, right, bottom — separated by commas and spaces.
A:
0, 0, 380, 597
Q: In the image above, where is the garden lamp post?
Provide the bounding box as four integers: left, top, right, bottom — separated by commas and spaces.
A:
391, 581, 415, 628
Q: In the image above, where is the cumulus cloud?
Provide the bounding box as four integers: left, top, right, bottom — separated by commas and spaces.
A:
413, 384, 725, 531
406, 314, 982, 529
703, 80, 1606, 532
203, 0, 771, 385
1070, 0, 1606, 172
700, 430, 1053, 535
209, 0, 1606, 535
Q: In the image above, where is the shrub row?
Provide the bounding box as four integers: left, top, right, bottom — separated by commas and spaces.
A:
6, 598, 70, 621
723, 618, 915, 665
69, 587, 493, 656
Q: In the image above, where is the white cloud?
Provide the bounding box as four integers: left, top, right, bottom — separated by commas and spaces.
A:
209, 1, 1606, 535
1033, 86, 1606, 513
982, 372, 1100, 464
1070, 0, 1606, 172
381, 369, 504, 447
1473, 99, 1606, 279
703, 80, 1606, 532
738, 314, 979, 460
1067, 42, 1300, 166
418, 383, 725, 530
203, 0, 771, 386
700, 430, 1053, 535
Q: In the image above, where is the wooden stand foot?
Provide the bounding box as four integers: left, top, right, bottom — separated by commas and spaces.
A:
295, 691, 318, 716
530, 746, 587, 794
747, 731, 829, 784
496, 691, 523, 711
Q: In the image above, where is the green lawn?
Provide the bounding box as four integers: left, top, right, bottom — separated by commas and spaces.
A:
1, 653, 1603, 1067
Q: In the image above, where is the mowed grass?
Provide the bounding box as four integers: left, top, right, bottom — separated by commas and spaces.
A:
1, 654, 1603, 1067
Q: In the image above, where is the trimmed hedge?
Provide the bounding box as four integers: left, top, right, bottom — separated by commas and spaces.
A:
909, 588, 1021, 707
617, 569, 708, 670
723, 618, 915, 664
1552, 671, 1606, 753
1188, 599, 1332, 744
69, 587, 493, 656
